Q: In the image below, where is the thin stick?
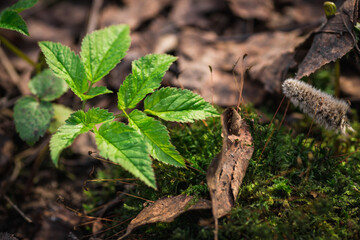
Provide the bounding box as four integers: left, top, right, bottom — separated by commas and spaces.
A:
257, 95, 286, 161
0, 47, 20, 84
278, 100, 290, 130
116, 191, 154, 203
4, 195, 33, 223
209, 65, 214, 106
86, 0, 103, 34
0, 35, 37, 68
269, 95, 285, 128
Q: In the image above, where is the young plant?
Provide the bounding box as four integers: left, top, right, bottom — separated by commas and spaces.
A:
0, 0, 37, 36
39, 24, 219, 189
0, 0, 41, 70
14, 69, 71, 145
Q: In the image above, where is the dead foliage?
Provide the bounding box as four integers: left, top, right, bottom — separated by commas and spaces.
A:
119, 195, 211, 239
207, 108, 254, 239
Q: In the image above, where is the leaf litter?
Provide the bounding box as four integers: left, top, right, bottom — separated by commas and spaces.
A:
296, 0, 360, 78
119, 108, 254, 240
207, 108, 254, 239
119, 195, 211, 239
2, 0, 360, 238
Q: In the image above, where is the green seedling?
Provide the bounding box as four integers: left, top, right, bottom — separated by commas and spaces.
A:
38, 24, 219, 189
0, 0, 37, 36
0, 0, 41, 71
14, 69, 72, 145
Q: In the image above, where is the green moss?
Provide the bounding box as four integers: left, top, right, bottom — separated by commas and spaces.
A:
83, 103, 360, 239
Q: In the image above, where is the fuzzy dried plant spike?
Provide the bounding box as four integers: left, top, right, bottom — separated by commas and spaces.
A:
282, 78, 354, 135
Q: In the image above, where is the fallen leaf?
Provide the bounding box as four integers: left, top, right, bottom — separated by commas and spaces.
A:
170, 0, 227, 28
119, 195, 211, 239
340, 75, 360, 101
267, 1, 324, 29
227, 0, 274, 20
296, 0, 359, 78
175, 28, 306, 103
100, 0, 171, 29
206, 108, 254, 219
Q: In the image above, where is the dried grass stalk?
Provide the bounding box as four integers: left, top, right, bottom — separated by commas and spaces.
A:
282, 78, 354, 135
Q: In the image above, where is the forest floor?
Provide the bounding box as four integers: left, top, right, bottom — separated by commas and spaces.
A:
0, 0, 359, 239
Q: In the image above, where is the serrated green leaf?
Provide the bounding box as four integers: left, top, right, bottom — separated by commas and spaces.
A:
128, 110, 185, 167
50, 116, 89, 166
48, 104, 73, 133
7, 0, 38, 12
14, 96, 53, 145
29, 69, 68, 101
144, 87, 219, 122
95, 121, 156, 188
80, 25, 130, 83
81, 86, 113, 100
0, 0, 37, 35
118, 54, 177, 110
50, 108, 114, 165
86, 107, 115, 124
0, 10, 29, 35
39, 41, 88, 99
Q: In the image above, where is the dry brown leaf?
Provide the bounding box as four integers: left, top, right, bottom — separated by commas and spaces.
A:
226, 31, 308, 92
170, 0, 226, 28
227, 0, 274, 20
206, 108, 254, 219
340, 75, 360, 100
175, 28, 305, 103
100, 0, 171, 29
119, 195, 211, 239
267, 1, 324, 29
296, 0, 359, 78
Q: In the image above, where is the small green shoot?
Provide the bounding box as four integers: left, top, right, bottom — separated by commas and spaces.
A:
14, 69, 69, 145
39, 24, 219, 189
0, 0, 38, 36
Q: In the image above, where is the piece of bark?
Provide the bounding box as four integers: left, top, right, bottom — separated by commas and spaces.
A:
296, 0, 359, 78
119, 195, 211, 239
207, 108, 254, 219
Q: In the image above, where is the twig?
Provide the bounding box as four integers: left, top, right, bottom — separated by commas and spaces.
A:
4, 195, 33, 223
86, 0, 103, 34
0, 47, 20, 84
0, 35, 37, 68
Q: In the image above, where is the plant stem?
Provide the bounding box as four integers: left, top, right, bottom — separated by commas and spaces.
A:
121, 108, 130, 119
334, 59, 340, 97
82, 82, 95, 111
0, 34, 37, 69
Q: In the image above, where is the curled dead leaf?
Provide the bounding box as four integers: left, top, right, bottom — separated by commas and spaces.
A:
119, 195, 211, 239
296, 0, 359, 78
207, 108, 254, 218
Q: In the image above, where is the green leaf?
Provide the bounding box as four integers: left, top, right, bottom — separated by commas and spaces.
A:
0, 10, 29, 35
29, 69, 68, 101
14, 96, 53, 145
39, 41, 88, 99
86, 107, 115, 125
128, 110, 185, 167
144, 87, 220, 122
118, 54, 177, 110
0, 0, 37, 35
48, 104, 73, 133
50, 108, 114, 165
81, 86, 113, 100
7, 0, 38, 12
80, 25, 130, 83
95, 121, 156, 188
